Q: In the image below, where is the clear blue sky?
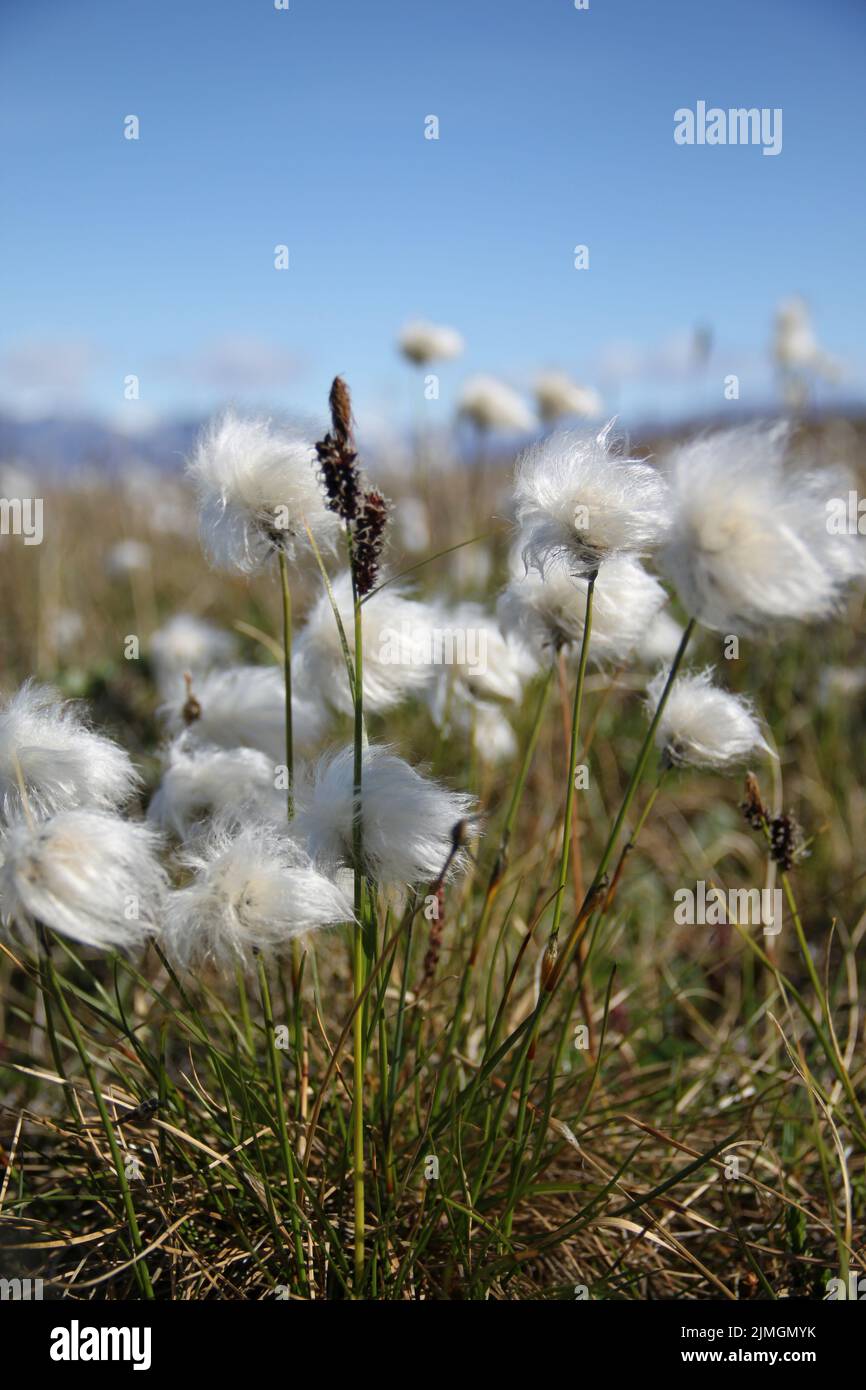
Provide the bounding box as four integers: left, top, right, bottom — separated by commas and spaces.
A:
1, 0, 864, 435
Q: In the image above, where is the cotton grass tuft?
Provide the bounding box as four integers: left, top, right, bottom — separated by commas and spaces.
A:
0, 810, 165, 950
162, 817, 352, 972
0, 682, 139, 823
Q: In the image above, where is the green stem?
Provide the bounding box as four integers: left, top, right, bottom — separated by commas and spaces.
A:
596, 620, 693, 888
36, 928, 77, 1121
436, 619, 696, 1143
472, 665, 555, 963
435, 665, 555, 1100
44, 942, 154, 1299
257, 954, 306, 1291
351, 576, 366, 1292
278, 550, 294, 818
278, 552, 307, 1120
505, 580, 595, 1238
549, 575, 596, 945
235, 963, 254, 1056
555, 616, 695, 981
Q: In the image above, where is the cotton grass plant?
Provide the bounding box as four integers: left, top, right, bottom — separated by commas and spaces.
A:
3, 393, 866, 1303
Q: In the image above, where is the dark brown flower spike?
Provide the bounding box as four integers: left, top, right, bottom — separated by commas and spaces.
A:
182, 672, 201, 726
353, 488, 389, 597
316, 375, 361, 523
316, 375, 390, 594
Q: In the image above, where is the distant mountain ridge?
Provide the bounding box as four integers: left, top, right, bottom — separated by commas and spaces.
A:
0, 413, 202, 477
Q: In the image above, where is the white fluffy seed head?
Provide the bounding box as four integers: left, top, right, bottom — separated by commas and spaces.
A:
0, 682, 140, 823
514, 422, 670, 578
458, 376, 535, 433
105, 539, 151, 576
147, 740, 285, 837
646, 667, 772, 770
773, 297, 819, 371
159, 664, 328, 762
188, 410, 340, 573
298, 744, 475, 886
394, 497, 431, 555
471, 702, 518, 765
431, 601, 537, 704
398, 319, 464, 366
535, 372, 603, 424
149, 613, 237, 701
0, 810, 165, 951
162, 817, 352, 972
429, 689, 518, 766
659, 423, 866, 633
637, 609, 685, 667
498, 552, 667, 667
295, 572, 440, 716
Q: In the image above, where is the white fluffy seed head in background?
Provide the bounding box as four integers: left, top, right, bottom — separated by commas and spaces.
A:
148, 611, 237, 692
513, 422, 670, 578
646, 667, 772, 770
458, 376, 536, 434
0, 810, 165, 951
398, 319, 464, 366
188, 410, 341, 573
428, 691, 518, 766
432, 601, 537, 704
659, 423, 866, 633
298, 744, 476, 886
147, 740, 285, 837
772, 297, 840, 379
0, 682, 140, 823
394, 497, 431, 555
162, 817, 353, 972
159, 664, 328, 763
498, 551, 667, 667
149, 613, 237, 701
295, 572, 440, 716
471, 702, 518, 765
636, 608, 686, 667
104, 539, 152, 577
534, 372, 604, 425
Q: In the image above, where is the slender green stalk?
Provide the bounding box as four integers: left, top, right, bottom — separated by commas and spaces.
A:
435, 665, 555, 1093
43, 942, 154, 1299
235, 963, 254, 1056
257, 955, 306, 1291
549, 574, 596, 947
503, 579, 595, 1238
755, 820, 866, 1140
475, 665, 555, 955
596, 621, 693, 886
554, 616, 695, 982
436, 620, 697, 1143
277, 551, 307, 1119
351, 575, 366, 1291
36, 927, 77, 1121
278, 550, 294, 818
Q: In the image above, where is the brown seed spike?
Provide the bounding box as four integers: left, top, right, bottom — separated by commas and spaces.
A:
353, 487, 390, 597
329, 376, 354, 449
182, 672, 201, 726
316, 376, 361, 523
741, 771, 767, 831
